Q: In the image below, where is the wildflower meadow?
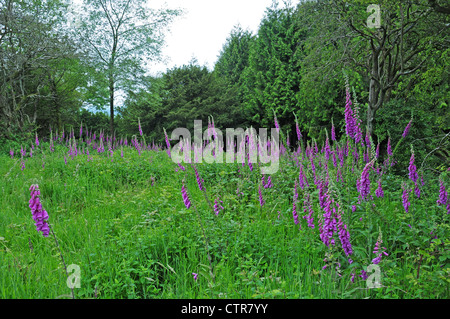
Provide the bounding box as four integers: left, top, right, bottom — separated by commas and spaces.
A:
0, 87, 448, 300
0, 0, 449, 303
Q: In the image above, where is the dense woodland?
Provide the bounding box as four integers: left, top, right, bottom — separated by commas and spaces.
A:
1, 0, 449, 169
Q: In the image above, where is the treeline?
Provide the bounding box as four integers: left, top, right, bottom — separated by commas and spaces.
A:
1, 0, 449, 168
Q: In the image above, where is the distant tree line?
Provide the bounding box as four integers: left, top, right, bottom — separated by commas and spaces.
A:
1, 0, 448, 167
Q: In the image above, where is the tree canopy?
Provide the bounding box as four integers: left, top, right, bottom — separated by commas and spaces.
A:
1, 0, 448, 167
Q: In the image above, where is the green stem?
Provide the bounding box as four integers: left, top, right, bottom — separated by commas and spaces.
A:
48, 223, 74, 299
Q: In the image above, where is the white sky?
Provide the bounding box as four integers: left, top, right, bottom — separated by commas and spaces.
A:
146, 0, 286, 76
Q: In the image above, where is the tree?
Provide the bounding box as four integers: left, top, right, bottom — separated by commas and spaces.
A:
161, 62, 228, 133
0, 0, 79, 140
75, 0, 180, 137
116, 75, 165, 142
214, 25, 255, 128
299, 0, 449, 137
242, 1, 305, 131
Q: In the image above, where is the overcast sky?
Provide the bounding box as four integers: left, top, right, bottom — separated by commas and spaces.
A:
146, 0, 286, 76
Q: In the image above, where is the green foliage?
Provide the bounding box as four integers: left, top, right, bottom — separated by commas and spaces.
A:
375, 98, 450, 173
242, 2, 305, 130
1, 129, 449, 299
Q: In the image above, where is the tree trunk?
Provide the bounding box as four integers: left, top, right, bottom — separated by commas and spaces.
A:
366, 106, 376, 139
109, 78, 114, 138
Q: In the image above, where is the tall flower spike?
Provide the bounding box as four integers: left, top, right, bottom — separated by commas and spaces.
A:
337, 204, 352, 262
408, 149, 418, 184
402, 183, 411, 213
387, 137, 392, 156
292, 181, 299, 225
273, 110, 280, 134
293, 112, 302, 143
214, 198, 224, 216
193, 165, 204, 191
402, 119, 412, 138
258, 184, 265, 207
163, 128, 171, 157
138, 118, 143, 136
29, 184, 50, 237
372, 231, 388, 265
181, 184, 191, 209
359, 160, 373, 201
375, 178, 384, 198
303, 193, 315, 229
437, 179, 448, 207
344, 88, 355, 139
331, 120, 336, 142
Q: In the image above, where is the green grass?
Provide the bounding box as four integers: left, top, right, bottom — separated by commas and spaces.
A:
0, 138, 449, 299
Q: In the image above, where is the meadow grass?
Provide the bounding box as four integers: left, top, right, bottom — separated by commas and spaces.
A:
0, 132, 448, 299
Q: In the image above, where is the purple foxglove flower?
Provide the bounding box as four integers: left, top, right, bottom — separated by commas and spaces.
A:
292, 181, 299, 225
298, 163, 308, 190
29, 184, 50, 237
320, 193, 334, 247
375, 179, 384, 198
164, 128, 171, 157
181, 184, 191, 209
414, 184, 420, 199
265, 176, 273, 189
324, 137, 331, 160
292, 201, 299, 225
437, 180, 448, 206
359, 161, 373, 200
273, 110, 280, 134
402, 120, 412, 138
258, 184, 265, 207
408, 152, 418, 184
296, 122, 302, 142
192, 273, 198, 281
35, 133, 39, 147
303, 193, 315, 229
214, 198, 224, 216
10, 148, 14, 158
247, 152, 253, 171
371, 237, 388, 265
344, 89, 355, 139
402, 184, 411, 213
360, 270, 368, 280
193, 166, 204, 191
336, 167, 343, 183
318, 180, 327, 209
387, 137, 392, 156
332, 150, 337, 168
337, 206, 352, 258
331, 124, 336, 142
138, 118, 143, 136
